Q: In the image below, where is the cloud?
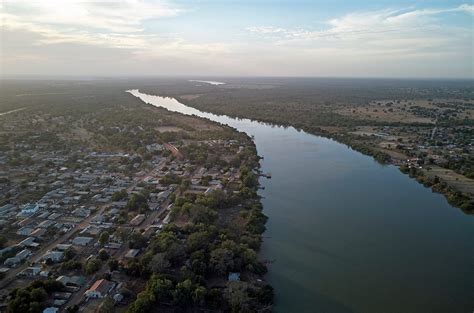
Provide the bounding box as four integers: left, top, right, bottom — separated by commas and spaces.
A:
0, 1, 472, 77
0, 0, 228, 58
247, 4, 474, 49
241, 4, 473, 77
1, 0, 180, 33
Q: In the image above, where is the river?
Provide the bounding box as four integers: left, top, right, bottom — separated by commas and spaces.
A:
127, 89, 474, 313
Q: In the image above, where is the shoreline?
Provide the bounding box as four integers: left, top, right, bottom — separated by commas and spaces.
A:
171, 96, 473, 214
126, 91, 273, 312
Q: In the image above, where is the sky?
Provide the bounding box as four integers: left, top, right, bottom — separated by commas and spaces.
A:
0, 0, 473, 78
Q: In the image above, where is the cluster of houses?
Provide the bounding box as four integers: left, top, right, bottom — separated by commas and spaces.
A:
0, 137, 247, 311
352, 124, 473, 170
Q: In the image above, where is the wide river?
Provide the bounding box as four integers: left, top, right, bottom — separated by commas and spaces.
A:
128, 89, 474, 313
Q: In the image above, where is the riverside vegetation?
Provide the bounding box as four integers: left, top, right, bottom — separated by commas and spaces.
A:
138, 78, 474, 213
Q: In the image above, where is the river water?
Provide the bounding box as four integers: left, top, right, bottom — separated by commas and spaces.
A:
128, 89, 474, 313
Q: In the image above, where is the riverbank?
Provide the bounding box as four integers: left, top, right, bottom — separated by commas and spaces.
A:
129, 88, 474, 313
301, 125, 474, 214
164, 85, 473, 215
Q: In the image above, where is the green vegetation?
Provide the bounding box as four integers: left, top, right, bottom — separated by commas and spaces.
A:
84, 258, 102, 275
140, 78, 473, 212
401, 165, 474, 212
7, 280, 65, 313
125, 133, 271, 312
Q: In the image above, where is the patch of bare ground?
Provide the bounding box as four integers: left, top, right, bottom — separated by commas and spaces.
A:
175, 115, 222, 131
155, 126, 184, 132
338, 105, 435, 124
178, 94, 203, 100
377, 148, 408, 160
338, 98, 474, 124
319, 126, 346, 133
423, 165, 474, 196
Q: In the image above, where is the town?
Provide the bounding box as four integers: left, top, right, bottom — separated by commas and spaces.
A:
0, 82, 272, 313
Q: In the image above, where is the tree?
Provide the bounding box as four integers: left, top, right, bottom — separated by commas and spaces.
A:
85, 258, 102, 275
242, 172, 258, 188
128, 232, 147, 249
210, 247, 234, 275
150, 253, 170, 273
186, 231, 210, 252
97, 297, 115, 313
66, 305, 79, 313
172, 279, 194, 306
99, 231, 109, 246
0, 235, 7, 249
111, 189, 127, 201
64, 247, 77, 261
148, 276, 173, 302
192, 286, 207, 305
126, 290, 154, 313
98, 249, 110, 261
256, 285, 274, 305
225, 281, 251, 312
126, 193, 149, 211
124, 259, 143, 277
30, 288, 47, 302
107, 259, 119, 272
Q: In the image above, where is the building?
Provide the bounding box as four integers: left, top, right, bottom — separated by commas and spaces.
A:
17, 203, 40, 217
41, 251, 64, 263
72, 236, 93, 246
47, 213, 62, 220
17, 237, 39, 248
19, 266, 41, 277
125, 249, 140, 259
72, 207, 91, 218
113, 293, 124, 303
55, 244, 72, 251
38, 220, 55, 228
56, 275, 86, 287
17, 226, 34, 236
30, 228, 47, 238
4, 249, 31, 267
84, 279, 115, 298
0, 204, 15, 215
228, 272, 241, 282
130, 214, 145, 226
80, 225, 102, 236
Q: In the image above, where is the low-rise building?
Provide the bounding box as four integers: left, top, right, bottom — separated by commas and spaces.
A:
43, 307, 58, 313
30, 228, 47, 238
17, 237, 39, 248
84, 279, 115, 298
72, 236, 93, 246
41, 250, 64, 263
38, 220, 55, 228
4, 249, 31, 267
55, 244, 72, 251
130, 214, 145, 226
17, 226, 34, 236
17, 203, 39, 217
19, 266, 41, 277
125, 249, 140, 259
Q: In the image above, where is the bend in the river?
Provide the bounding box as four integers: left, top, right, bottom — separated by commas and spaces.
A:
128, 89, 474, 313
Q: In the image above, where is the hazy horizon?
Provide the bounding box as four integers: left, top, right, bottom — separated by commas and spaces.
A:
1, 0, 473, 79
